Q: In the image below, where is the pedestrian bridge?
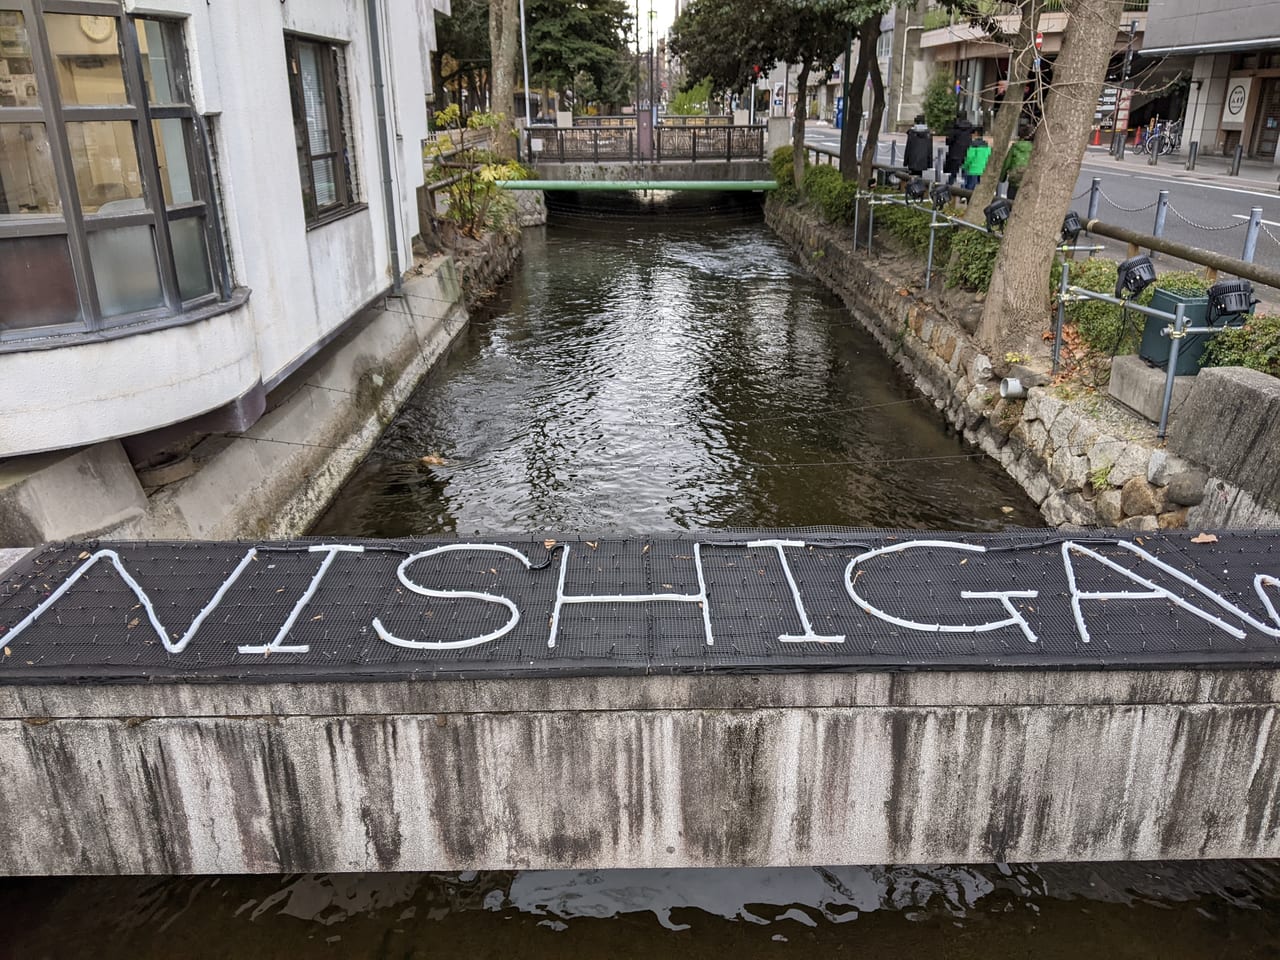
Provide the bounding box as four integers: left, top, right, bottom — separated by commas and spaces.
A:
2, 528, 1279, 875
522, 123, 772, 188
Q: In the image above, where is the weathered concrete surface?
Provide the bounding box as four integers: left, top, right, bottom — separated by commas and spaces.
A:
104, 257, 467, 541
1170, 366, 1280, 525
0, 442, 145, 546
4, 669, 1280, 874
0, 548, 30, 578
1108, 354, 1195, 424
530, 160, 772, 183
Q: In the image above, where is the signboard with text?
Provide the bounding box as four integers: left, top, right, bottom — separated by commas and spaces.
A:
1222, 76, 1253, 131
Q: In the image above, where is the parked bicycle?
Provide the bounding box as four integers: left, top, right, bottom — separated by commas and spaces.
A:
1136, 119, 1183, 156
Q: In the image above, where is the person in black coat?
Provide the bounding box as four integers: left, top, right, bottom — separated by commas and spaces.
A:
903, 114, 932, 177
944, 113, 973, 185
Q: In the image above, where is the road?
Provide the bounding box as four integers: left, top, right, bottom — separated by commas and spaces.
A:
802, 125, 1280, 278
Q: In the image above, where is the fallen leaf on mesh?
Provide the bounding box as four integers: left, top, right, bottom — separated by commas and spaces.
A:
642, 544, 650, 554
1190, 532, 1219, 544
311, 614, 324, 621
3, 647, 9, 657
419, 453, 448, 466
78, 551, 90, 560
586, 541, 598, 550
1001, 506, 1015, 514
543, 539, 557, 550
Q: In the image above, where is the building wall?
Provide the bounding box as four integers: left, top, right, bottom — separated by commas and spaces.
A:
1143, 0, 1280, 50
0, 0, 441, 457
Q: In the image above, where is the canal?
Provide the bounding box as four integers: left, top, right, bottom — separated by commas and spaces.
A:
7, 193, 1280, 957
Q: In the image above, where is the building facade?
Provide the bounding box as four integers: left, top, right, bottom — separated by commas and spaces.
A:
0, 0, 447, 458
1140, 0, 1280, 162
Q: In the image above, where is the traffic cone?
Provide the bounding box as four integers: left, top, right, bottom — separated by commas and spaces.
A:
1092, 127, 1101, 146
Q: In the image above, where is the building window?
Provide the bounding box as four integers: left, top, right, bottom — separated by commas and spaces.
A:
0, 3, 230, 343
284, 35, 358, 226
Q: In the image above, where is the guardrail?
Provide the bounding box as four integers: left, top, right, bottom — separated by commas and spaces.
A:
526, 127, 637, 162
656, 125, 765, 162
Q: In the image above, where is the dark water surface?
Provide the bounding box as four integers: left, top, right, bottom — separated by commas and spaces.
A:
313, 193, 1041, 535
11, 195, 1278, 957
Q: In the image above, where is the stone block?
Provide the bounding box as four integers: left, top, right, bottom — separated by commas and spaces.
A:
1048, 451, 1088, 495
1027, 419, 1050, 455
1120, 476, 1159, 518
1041, 492, 1068, 527
1049, 407, 1079, 452
1023, 391, 1043, 423
970, 353, 994, 384
1108, 443, 1153, 488
1095, 489, 1124, 526
1068, 419, 1099, 459
1108, 354, 1195, 424
1064, 493, 1096, 525
1158, 508, 1190, 529
1166, 468, 1209, 507
1037, 395, 1066, 434
1087, 440, 1117, 482
0, 441, 145, 545
1147, 451, 1189, 487
1168, 366, 1280, 516
1118, 515, 1159, 532
1022, 466, 1052, 506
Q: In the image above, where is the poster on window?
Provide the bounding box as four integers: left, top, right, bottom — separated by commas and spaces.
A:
1221, 76, 1252, 131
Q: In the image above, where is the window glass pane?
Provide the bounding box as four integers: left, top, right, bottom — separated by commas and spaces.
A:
0, 123, 61, 215
169, 215, 212, 300
66, 120, 145, 213
152, 118, 193, 205
0, 235, 82, 332
298, 43, 332, 155
87, 224, 163, 317
45, 13, 127, 106
0, 11, 41, 107
312, 157, 336, 207
136, 19, 180, 104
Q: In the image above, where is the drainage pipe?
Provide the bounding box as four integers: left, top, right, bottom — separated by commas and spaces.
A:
366, 0, 403, 294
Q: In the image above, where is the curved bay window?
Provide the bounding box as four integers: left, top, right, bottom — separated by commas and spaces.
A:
0, 2, 230, 344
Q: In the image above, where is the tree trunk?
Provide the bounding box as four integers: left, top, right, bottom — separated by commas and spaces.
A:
966, 0, 1039, 219
840, 23, 872, 181
978, 0, 1126, 354
488, 0, 519, 158
792, 62, 811, 192
858, 21, 885, 188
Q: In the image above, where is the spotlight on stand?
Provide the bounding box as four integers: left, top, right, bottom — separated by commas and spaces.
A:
1207, 279, 1255, 325
1114, 254, 1156, 300
984, 197, 1012, 233
1061, 210, 1083, 245
904, 177, 928, 203
930, 182, 951, 211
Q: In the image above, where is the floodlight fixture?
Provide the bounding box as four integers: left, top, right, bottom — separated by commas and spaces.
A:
984, 197, 1012, 233
904, 177, 928, 203
929, 182, 950, 210
1207, 279, 1255, 323
1061, 210, 1083, 245
1114, 255, 1156, 299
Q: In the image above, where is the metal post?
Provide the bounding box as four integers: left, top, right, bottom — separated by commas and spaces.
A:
1053, 258, 1070, 373
1230, 143, 1243, 176
1087, 177, 1101, 220
518, 0, 533, 130
1153, 189, 1169, 242
1116, 133, 1126, 160
935, 146, 944, 182
890, 141, 897, 167
852, 191, 860, 251
1148, 130, 1159, 165
925, 208, 938, 290
868, 201, 875, 255
1186, 140, 1198, 171
1243, 206, 1263, 263
1157, 302, 1187, 440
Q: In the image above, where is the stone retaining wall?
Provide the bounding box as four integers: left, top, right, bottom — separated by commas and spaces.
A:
766, 199, 1215, 530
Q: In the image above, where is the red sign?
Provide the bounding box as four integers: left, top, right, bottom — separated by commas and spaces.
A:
1034, 31, 1044, 50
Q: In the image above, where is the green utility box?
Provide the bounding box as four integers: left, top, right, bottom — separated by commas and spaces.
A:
1137, 287, 1249, 376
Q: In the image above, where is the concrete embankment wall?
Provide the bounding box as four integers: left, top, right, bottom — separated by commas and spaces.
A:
0, 231, 524, 544
3, 669, 1280, 874
765, 200, 1280, 529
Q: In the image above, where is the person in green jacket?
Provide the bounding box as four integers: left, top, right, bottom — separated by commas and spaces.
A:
1000, 127, 1035, 200
962, 127, 991, 190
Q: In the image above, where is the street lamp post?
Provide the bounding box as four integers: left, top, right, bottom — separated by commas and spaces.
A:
518, 0, 532, 129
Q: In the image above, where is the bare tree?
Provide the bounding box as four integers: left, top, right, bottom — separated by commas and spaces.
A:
978, 0, 1126, 354
488, 0, 520, 159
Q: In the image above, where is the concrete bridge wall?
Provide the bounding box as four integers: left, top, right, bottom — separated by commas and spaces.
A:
530, 160, 772, 183
4, 668, 1280, 875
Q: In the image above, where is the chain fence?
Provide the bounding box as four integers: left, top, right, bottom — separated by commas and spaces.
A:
1099, 188, 1158, 213
1166, 205, 1247, 232
1261, 222, 1280, 249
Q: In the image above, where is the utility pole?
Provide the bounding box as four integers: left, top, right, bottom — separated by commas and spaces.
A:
634, 0, 641, 115
649, 0, 656, 121
518, 0, 532, 129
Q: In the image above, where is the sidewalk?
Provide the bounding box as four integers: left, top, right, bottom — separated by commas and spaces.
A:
1082, 144, 1280, 192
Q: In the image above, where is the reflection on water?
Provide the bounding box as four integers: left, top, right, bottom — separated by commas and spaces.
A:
314, 192, 1041, 536
7, 861, 1280, 958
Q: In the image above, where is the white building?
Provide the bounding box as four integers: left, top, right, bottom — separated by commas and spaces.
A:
0, 0, 449, 459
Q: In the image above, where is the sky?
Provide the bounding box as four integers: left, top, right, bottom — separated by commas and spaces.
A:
636, 0, 680, 45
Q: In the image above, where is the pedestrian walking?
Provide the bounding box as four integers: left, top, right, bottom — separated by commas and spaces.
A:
1001, 125, 1034, 200
943, 113, 973, 186
904, 114, 932, 177
962, 127, 990, 190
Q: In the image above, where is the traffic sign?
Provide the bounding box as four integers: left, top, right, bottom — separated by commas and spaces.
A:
1034, 31, 1044, 50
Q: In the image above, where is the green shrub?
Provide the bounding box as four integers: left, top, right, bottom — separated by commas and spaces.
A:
922, 70, 957, 134
946, 229, 1001, 292
803, 164, 858, 223
875, 201, 950, 261
1203, 314, 1280, 377
1049, 262, 1210, 354
771, 145, 803, 202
